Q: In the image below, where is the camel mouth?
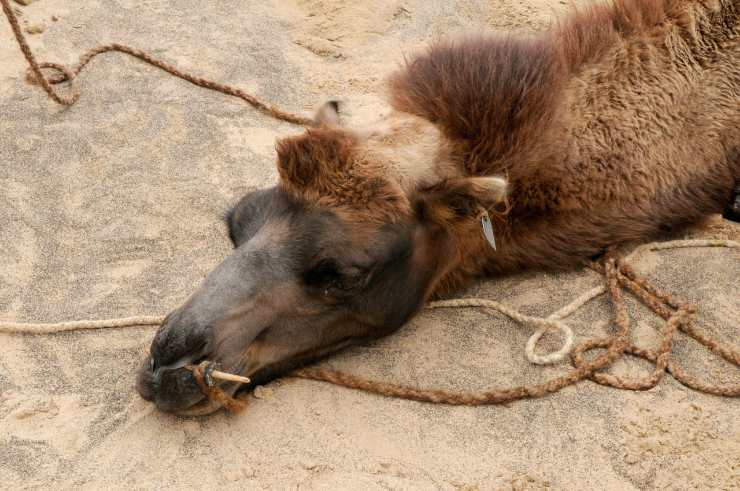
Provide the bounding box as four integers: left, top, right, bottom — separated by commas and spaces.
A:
136, 355, 247, 416
172, 364, 252, 416
169, 377, 248, 417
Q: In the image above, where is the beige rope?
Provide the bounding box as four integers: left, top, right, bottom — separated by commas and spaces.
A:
2, 240, 736, 365
0, 298, 575, 364
0, 315, 164, 335
428, 298, 575, 365
188, 361, 248, 413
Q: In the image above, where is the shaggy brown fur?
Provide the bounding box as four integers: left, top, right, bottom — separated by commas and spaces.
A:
276, 128, 411, 223
278, 0, 739, 295
290, 0, 740, 290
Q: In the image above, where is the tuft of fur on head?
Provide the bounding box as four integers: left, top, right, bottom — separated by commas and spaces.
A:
275, 128, 411, 223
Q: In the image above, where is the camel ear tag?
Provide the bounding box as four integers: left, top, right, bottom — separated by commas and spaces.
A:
480, 210, 497, 251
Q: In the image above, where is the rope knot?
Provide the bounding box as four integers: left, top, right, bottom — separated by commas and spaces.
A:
188, 361, 248, 414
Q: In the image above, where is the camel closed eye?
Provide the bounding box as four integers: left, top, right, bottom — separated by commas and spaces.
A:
304, 259, 371, 297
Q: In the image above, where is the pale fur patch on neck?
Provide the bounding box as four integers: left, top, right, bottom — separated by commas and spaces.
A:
355, 111, 462, 194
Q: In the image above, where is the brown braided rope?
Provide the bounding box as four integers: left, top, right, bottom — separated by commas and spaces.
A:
609, 261, 740, 396
1, 0, 314, 126
572, 259, 694, 392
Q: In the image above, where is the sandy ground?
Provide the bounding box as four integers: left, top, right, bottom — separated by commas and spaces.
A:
1, 1, 739, 489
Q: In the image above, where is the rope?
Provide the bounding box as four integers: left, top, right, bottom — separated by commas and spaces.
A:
0, 315, 164, 335
0, 297, 574, 365
190, 361, 247, 413
428, 298, 575, 365
0, 0, 314, 125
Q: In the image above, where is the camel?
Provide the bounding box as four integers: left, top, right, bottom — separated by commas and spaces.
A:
137, 0, 740, 415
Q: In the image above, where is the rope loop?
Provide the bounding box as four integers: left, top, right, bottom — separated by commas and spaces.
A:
25, 62, 74, 85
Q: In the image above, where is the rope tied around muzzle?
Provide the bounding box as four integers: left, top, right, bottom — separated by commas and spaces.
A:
187, 361, 248, 414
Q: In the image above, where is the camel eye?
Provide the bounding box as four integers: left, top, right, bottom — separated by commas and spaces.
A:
303, 259, 341, 289
303, 259, 369, 295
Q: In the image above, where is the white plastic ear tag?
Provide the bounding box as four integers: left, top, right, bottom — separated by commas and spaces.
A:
480, 210, 497, 251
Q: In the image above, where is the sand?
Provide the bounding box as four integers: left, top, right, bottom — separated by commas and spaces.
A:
1, 1, 739, 489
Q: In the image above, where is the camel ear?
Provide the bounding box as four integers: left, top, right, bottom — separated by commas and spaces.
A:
416, 176, 508, 223
314, 100, 342, 126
